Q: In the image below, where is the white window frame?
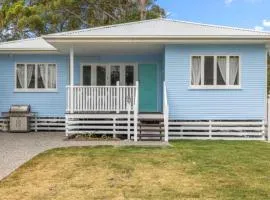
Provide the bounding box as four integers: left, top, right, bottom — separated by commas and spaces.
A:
14, 63, 57, 92
80, 63, 138, 86
189, 55, 241, 89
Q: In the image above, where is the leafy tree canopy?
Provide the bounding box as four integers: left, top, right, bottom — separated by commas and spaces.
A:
0, 0, 166, 41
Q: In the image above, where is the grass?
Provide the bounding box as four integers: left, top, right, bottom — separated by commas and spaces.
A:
0, 141, 270, 200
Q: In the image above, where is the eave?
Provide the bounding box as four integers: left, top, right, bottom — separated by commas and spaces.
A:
43, 35, 270, 44
0, 49, 59, 54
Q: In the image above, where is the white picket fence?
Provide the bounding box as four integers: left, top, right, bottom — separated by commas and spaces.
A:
66, 84, 137, 113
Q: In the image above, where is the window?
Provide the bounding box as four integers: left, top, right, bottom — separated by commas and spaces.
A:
125, 65, 134, 86
82, 65, 91, 86
191, 55, 240, 88
16, 63, 57, 91
204, 56, 214, 85
110, 65, 120, 86
81, 63, 137, 86
96, 65, 106, 86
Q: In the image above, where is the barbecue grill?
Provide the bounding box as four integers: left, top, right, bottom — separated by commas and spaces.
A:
3, 105, 34, 132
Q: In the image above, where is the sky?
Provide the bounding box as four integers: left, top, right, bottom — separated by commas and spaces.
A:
156, 0, 270, 31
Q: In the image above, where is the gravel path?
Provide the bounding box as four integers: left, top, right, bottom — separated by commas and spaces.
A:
0, 132, 168, 180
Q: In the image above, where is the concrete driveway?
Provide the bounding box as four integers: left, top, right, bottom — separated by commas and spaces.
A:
0, 132, 167, 180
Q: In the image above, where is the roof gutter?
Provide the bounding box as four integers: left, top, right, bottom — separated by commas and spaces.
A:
43, 35, 270, 44
0, 49, 59, 54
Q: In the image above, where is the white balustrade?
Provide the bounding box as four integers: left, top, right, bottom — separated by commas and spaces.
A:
66, 85, 137, 113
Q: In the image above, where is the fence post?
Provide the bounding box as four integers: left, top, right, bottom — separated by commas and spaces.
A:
262, 120, 265, 139
65, 115, 69, 137
267, 95, 270, 141
209, 120, 212, 138
127, 103, 131, 141
113, 117, 116, 139
35, 116, 38, 133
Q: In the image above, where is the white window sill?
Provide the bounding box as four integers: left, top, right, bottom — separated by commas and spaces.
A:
189, 86, 242, 90
14, 89, 58, 93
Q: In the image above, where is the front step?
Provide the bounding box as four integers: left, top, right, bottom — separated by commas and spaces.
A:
138, 133, 164, 141
138, 113, 164, 120
137, 115, 164, 141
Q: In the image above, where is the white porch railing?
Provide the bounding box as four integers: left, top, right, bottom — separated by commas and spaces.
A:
66, 83, 138, 113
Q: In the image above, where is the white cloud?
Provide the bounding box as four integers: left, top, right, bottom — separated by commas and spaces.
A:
263, 20, 270, 27
254, 26, 264, 31
225, 0, 234, 5
254, 19, 270, 32
225, 0, 262, 5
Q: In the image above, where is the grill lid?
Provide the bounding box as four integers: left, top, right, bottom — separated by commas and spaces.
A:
10, 105, 31, 113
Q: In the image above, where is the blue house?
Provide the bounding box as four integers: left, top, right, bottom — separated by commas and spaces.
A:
0, 19, 269, 141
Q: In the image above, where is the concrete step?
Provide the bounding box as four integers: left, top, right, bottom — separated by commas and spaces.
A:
138, 129, 164, 132
138, 113, 164, 120
138, 123, 164, 127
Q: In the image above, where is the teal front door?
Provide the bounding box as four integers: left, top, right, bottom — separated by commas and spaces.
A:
139, 64, 158, 112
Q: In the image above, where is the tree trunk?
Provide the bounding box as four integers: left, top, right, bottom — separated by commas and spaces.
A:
139, 0, 146, 20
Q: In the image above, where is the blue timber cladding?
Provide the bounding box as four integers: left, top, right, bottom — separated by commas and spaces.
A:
0, 54, 163, 116
0, 54, 69, 117
165, 44, 267, 120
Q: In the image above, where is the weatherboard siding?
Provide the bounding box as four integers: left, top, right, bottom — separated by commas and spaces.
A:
0, 46, 266, 119
0, 54, 163, 116
165, 44, 267, 120
0, 54, 69, 117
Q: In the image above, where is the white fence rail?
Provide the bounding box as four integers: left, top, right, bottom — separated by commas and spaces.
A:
67, 83, 137, 113
30, 117, 65, 132
169, 120, 265, 140
0, 116, 266, 141
66, 114, 134, 136
0, 117, 65, 132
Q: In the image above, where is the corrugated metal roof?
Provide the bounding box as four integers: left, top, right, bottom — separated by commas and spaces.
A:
0, 37, 56, 51
48, 18, 270, 37
1, 18, 270, 51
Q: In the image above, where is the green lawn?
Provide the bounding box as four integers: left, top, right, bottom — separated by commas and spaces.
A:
1, 141, 270, 200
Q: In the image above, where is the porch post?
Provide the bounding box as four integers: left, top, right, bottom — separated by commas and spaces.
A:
70, 47, 74, 113
134, 81, 139, 142
70, 47, 74, 86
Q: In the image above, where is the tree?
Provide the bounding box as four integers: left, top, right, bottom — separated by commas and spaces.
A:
0, 0, 166, 41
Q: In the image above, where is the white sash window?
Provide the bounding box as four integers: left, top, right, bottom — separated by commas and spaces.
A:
15, 63, 57, 92
81, 63, 137, 86
191, 55, 240, 89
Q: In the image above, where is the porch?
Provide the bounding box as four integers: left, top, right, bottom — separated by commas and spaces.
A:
65, 82, 169, 142
63, 44, 169, 142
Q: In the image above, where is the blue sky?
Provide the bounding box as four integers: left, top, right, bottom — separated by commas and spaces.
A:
157, 0, 270, 31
